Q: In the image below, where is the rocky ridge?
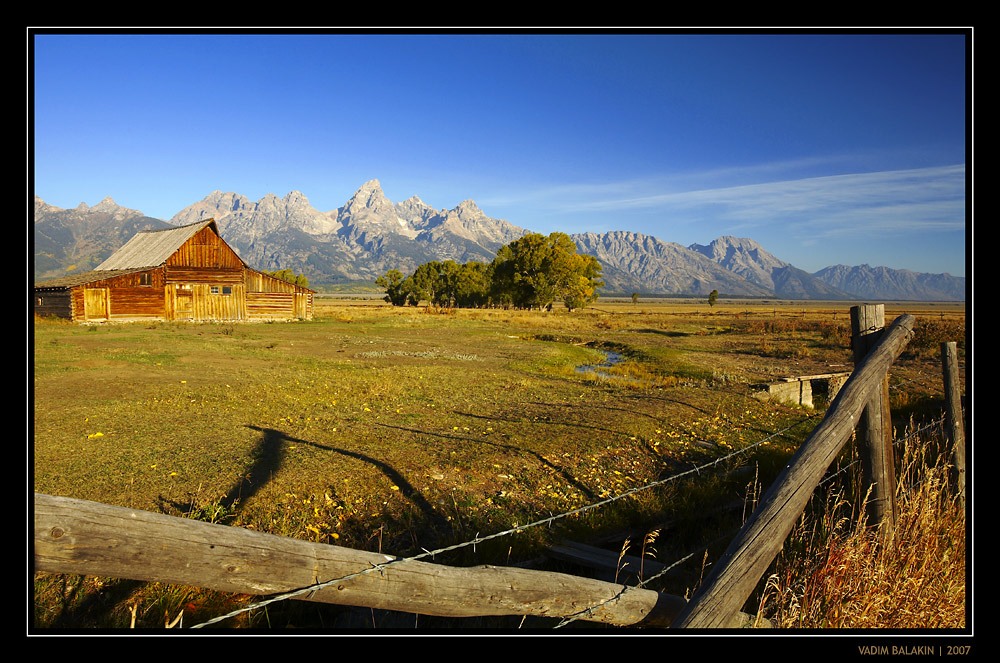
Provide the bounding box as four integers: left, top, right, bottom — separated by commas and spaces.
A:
33, 195, 170, 279
688, 236, 853, 300
33, 183, 967, 300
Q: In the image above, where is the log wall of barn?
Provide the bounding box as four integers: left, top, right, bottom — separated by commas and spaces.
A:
245, 269, 313, 320
33, 290, 73, 319
71, 269, 167, 322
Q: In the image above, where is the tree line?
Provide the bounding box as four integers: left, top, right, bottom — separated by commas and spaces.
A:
376, 232, 604, 311
266, 269, 310, 288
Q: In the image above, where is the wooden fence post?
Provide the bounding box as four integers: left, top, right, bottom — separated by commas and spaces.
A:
941, 341, 966, 507
850, 304, 897, 533
671, 314, 915, 628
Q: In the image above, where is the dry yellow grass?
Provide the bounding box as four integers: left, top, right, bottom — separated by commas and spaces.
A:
760, 423, 966, 629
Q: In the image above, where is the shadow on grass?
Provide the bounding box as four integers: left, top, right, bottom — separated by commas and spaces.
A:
375, 421, 598, 502
244, 425, 451, 535
155, 426, 450, 539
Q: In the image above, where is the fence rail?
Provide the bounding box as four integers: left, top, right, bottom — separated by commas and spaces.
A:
671, 310, 916, 628
32, 305, 964, 629
35, 491, 750, 628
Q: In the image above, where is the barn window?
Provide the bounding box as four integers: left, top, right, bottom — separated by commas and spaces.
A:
222, 286, 232, 295
139, 272, 152, 286
210, 286, 220, 294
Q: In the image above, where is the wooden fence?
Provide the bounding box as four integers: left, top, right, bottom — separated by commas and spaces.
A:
32, 305, 965, 629
672, 307, 917, 627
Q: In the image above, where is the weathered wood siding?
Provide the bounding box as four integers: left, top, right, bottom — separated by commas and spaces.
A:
33, 290, 73, 319
165, 284, 190, 321
83, 288, 109, 320
158, 228, 249, 321
64, 269, 167, 322
295, 292, 312, 320
165, 226, 244, 270
247, 292, 294, 318
108, 287, 165, 320
245, 269, 313, 320
35, 222, 314, 324
191, 283, 246, 321
245, 292, 313, 319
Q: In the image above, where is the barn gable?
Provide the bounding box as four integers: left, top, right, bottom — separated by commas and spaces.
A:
33, 219, 313, 323
94, 219, 228, 271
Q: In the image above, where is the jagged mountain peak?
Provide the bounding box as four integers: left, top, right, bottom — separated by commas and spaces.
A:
340, 179, 397, 218
690, 235, 786, 265
351, 179, 388, 201
32, 195, 171, 280
571, 230, 772, 297
66, 195, 132, 215
402, 194, 428, 207
33, 186, 965, 300
91, 196, 119, 209
689, 235, 852, 299
454, 199, 481, 214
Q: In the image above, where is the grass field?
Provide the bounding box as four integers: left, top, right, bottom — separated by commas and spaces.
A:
31, 296, 966, 630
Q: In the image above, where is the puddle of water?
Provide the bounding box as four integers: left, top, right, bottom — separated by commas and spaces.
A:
575, 349, 625, 378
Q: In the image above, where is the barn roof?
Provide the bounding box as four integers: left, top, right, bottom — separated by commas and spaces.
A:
94, 219, 229, 271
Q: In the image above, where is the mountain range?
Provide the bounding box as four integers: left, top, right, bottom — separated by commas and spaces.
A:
32, 180, 967, 301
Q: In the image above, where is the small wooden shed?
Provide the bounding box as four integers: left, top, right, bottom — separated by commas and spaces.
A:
33, 219, 314, 323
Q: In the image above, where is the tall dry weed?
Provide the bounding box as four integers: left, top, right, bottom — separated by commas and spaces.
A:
761, 422, 966, 629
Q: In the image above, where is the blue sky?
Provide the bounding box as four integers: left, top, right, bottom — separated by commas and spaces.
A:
31, 32, 969, 276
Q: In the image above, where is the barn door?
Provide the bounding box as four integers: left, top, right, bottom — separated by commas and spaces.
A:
83, 288, 109, 321
173, 285, 193, 320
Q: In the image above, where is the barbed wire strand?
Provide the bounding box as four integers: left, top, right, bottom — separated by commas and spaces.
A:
190, 411, 819, 629
192, 402, 955, 629
552, 526, 739, 629
552, 413, 953, 630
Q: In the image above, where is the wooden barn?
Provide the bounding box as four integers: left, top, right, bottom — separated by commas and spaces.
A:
33, 219, 314, 323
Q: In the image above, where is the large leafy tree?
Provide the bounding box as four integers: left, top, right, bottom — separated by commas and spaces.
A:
412, 261, 457, 307
376, 269, 418, 306
452, 261, 491, 308
560, 253, 603, 311
377, 232, 603, 310
490, 232, 603, 310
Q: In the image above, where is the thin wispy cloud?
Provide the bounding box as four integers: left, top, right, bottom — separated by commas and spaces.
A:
509, 165, 965, 237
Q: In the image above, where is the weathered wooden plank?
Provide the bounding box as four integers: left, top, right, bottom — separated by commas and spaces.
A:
941, 342, 966, 507
34, 493, 685, 628
671, 314, 915, 629
165, 266, 244, 283
83, 288, 109, 321
777, 372, 851, 382
546, 539, 770, 628
109, 287, 165, 317
166, 227, 244, 269
851, 304, 897, 532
